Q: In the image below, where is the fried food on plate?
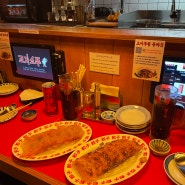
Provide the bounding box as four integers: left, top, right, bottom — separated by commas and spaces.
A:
21, 125, 84, 157
73, 139, 141, 181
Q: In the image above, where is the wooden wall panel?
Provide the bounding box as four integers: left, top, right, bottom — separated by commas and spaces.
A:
113, 40, 144, 106
0, 59, 9, 82
84, 38, 114, 91
1, 33, 185, 113
0, 34, 153, 108
59, 36, 85, 73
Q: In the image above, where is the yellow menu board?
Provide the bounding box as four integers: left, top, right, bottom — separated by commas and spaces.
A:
132, 39, 165, 82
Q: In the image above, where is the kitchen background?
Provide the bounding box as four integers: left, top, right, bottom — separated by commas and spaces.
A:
52, 0, 185, 13
0, 0, 185, 21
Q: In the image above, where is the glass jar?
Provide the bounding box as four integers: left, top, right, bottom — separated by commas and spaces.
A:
75, 82, 84, 110
150, 84, 178, 141
82, 91, 95, 119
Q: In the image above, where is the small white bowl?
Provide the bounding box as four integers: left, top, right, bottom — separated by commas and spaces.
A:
101, 111, 116, 122
149, 139, 171, 156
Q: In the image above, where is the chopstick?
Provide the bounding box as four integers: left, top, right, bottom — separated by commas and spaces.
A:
76, 64, 86, 84
0, 102, 32, 122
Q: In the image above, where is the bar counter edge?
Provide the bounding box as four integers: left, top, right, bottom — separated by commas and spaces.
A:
0, 23, 185, 43
0, 154, 65, 185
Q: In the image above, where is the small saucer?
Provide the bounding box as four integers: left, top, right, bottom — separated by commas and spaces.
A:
101, 110, 115, 122
149, 139, 170, 156
22, 110, 37, 121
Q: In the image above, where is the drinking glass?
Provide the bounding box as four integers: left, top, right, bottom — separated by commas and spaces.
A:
42, 82, 58, 116
150, 84, 178, 141
59, 73, 79, 120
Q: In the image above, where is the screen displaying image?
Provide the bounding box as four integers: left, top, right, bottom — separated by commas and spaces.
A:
7, 4, 27, 16
11, 44, 54, 81
162, 58, 185, 106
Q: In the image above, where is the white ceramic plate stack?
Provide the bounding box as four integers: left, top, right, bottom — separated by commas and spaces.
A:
115, 105, 151, 134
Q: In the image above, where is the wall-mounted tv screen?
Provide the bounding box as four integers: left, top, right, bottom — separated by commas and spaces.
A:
11, 43, 57, 82
150, 56, 185, 109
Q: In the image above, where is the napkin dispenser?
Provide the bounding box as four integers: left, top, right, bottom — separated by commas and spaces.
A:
90, 82, 122, 111
100, 94, 122, 111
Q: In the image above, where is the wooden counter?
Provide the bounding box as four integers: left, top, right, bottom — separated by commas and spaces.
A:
0, 23, 185, 43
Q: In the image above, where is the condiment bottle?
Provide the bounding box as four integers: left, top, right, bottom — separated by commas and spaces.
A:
94, 82, 101, 119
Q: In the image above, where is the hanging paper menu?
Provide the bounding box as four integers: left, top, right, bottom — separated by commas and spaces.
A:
0, 32, 13, 61
132, 39, 165, 82
89, 52, 120, 75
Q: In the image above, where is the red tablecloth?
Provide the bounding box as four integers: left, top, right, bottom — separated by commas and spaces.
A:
0, 91, 185, 185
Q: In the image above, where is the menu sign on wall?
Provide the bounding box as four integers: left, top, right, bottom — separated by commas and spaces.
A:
132, 39, 165, 82
0, 32, 13, 61
89, 52, 120, 75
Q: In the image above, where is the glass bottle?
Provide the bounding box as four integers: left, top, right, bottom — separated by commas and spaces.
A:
94, 82, 101, 119
60, 0, 67, 21
86, 0, 95, 22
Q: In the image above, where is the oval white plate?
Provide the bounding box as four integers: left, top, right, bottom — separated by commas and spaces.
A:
164, 153, 185, 185
12, 121, 92, 161
65, 134, 150, 185
0, 83, 19, 95
115, 105, 151, 127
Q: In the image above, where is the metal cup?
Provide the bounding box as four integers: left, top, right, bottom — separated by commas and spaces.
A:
150, 84, 178, 141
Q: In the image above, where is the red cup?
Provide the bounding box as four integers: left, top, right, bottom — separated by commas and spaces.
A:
42, 82, 58, 116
